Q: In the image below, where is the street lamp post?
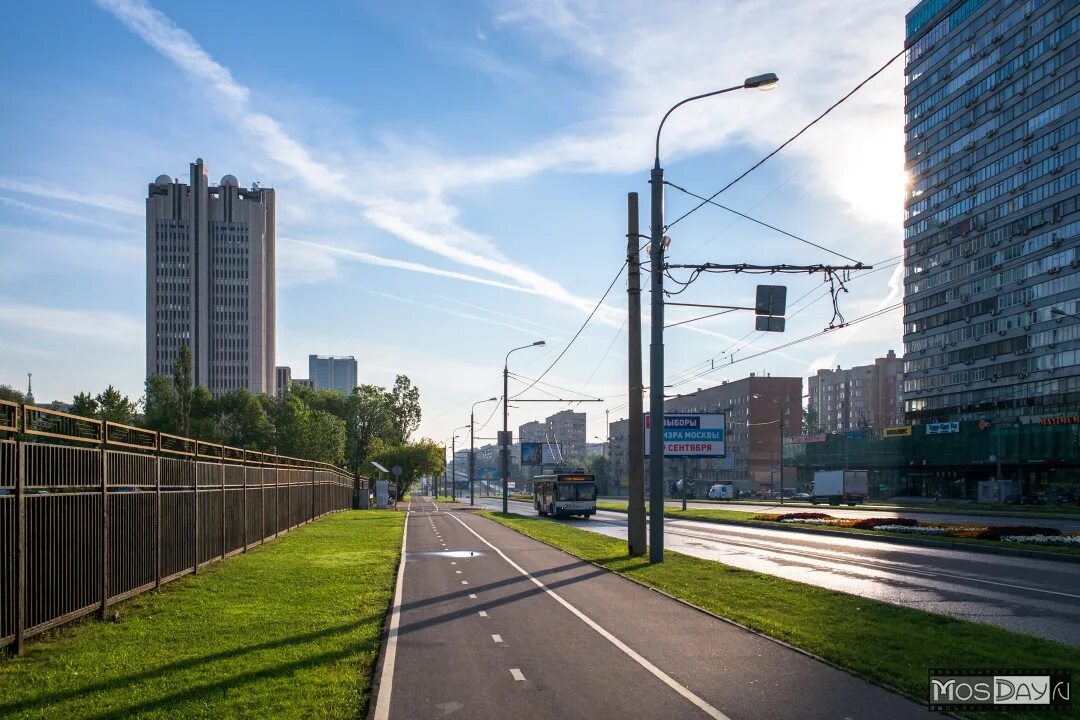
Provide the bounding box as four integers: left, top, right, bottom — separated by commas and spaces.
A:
648, 72, 778, 564
502, 341, 546, 514
470, 397, 497, 506
451, 424, 469, 501
648, 76, 777, 565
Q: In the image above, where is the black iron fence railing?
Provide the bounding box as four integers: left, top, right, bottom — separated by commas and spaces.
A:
0, 403, 354, 656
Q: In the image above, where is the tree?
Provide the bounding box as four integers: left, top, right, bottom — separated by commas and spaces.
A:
305, 409, 347, 465
173, 344, 193, 436
345, 385, 394, 473
189, 386, 219, 440
96, 385, 136, 425
370, 438, 443, 499
389, 375, 421, 445
585, 455, 611, 494
142, 375, 180, 434
71, 392, 98, 419
217, 389, 274, 450
0, 385, 26, 404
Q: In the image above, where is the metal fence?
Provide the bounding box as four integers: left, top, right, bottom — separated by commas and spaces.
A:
0, 400, 354, 655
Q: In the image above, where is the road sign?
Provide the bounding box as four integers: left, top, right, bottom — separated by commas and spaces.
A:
497, 430, 512, 446
391, 465, 402, 476
644, 413, 726, 458
755, 316, 785, 332
755, 285, 787, 316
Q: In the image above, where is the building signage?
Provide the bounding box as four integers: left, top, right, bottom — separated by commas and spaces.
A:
883, 425, 912, 437
784, 434, 826, 445
520, 442, 559, 465
1039, 415, 1080, 427
644, 413, 726, 458
926, 422, 960, 435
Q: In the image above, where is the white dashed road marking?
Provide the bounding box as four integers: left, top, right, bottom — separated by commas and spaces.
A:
510, 669, 526, 682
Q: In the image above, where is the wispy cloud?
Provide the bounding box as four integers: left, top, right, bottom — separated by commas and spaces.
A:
0, 300, 142, 345
0, 196, 138, 234
95, 0, 614, 323
363, 288, 562, 338
0, 176, 143, 216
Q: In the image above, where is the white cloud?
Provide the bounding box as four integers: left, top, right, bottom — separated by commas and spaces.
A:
95, 0, 617, 325
804, 353, 838, 377
0, 177, 143, 216
0, 301, 142, 345
0, 196, 138, 234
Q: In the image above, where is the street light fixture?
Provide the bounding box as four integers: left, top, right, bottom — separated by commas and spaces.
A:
648, 73, 778, 563
470, 397, 498, 506
450, 424, 469, 501
502, 340, 546, 513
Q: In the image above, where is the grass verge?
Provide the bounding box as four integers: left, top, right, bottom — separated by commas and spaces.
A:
0, 510, 404, 720
595, 501, 1080, 556
480, 511, 1078, 720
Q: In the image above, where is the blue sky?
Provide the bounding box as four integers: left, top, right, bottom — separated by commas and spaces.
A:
0, 0, 913, 444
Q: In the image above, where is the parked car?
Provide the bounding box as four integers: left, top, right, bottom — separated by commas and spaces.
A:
706, 484, 734, 500
791, 492, 811, 501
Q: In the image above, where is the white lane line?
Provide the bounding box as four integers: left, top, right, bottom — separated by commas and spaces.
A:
479, 611, 488, 617
451, 562, 457, 565
456, 570, 463, 574
372, 512, 409, 720
449, 512, 730, 720
469, 593, 477, 599
491, 634, 503, 643
510, 668, 526, 682
461, 580, 469, 585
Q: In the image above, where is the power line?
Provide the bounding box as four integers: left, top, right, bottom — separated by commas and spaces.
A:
665, 47, 907, 231
669, 302, 903, 389
507, 371, 604, 401
583, 316, 627, 387
664, 180, 862, 264
511, 261, 626, 399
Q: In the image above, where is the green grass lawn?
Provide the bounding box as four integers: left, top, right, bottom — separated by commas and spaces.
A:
0, 510, 404, 720
595, 501, 1080, 556
482, 511, 1079, 720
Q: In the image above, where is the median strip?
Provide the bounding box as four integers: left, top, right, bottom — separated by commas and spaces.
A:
480, 511, 1079, 710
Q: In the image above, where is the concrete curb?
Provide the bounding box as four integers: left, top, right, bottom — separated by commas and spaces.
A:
595, 506, 1080, 565
471, 509, 965, 720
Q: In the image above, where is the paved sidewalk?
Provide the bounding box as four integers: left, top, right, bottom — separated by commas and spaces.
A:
372, 499, 939, 719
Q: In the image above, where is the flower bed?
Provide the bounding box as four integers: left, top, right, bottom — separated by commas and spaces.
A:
753, 513, 1076, 548
1001, 534, 1080, 546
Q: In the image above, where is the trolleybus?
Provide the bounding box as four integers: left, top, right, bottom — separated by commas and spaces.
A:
533, 472, 597, 518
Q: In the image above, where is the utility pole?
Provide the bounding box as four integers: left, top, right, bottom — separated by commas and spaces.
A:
627, 192, 646, 556
451, 435, 457, 501
778, 404, 785, 505
648, 151, 666, 563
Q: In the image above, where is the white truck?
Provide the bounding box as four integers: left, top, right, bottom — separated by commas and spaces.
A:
810, 469, 869, 506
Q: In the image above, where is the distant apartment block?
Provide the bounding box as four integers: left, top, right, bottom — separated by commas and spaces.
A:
807, 351, 904, 432
308, 355, 357, 394
146, 158, 275, 396
546, 409, 587, 462
610, 374, 802, 492
903, 0, 1080, 424
275, 366, 292, 398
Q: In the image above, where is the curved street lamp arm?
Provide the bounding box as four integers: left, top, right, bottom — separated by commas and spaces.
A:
654, 84, 743, 166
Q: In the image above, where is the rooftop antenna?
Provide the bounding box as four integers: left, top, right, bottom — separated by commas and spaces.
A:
26, 372, 34, 404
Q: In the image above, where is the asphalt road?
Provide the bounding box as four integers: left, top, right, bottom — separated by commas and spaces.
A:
629, 499, 1080, 532
374, 498, 936, 720
474, 497, 1080, 646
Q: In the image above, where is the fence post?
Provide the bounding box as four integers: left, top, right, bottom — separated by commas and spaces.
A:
155, 450, 162, 588
100, 445, 109, 620
220, 461, 226, 560
193, 459, 199, 576
275, 464, 280, 539
14, 438, 25, 656
242, 463, 248, 553
310, 467, 316, 522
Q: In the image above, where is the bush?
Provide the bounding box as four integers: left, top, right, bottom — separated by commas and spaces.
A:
851, 517, 919, 530
976, 525, 1062, 540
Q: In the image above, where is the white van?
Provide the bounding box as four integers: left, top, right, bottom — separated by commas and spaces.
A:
706, 483, 734, 500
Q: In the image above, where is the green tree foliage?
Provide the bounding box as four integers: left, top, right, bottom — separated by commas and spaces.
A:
71, 392, 99, 419
585, 455, 611, 494
0, 385, 27, 404
173, 344, 193, 436
369, 438, 443, 499
389, 375, 421, 445
142, 375, 180, 434
216, 389, 274, 451
95, 385, 136, 425
189, 386, 219, 440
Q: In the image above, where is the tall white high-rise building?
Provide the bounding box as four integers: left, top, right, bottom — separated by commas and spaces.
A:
146, 158, 276, 396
